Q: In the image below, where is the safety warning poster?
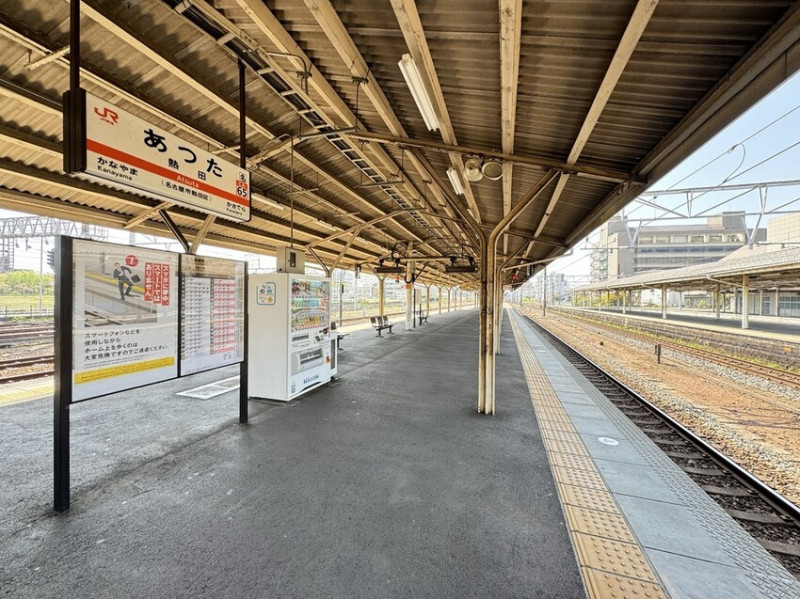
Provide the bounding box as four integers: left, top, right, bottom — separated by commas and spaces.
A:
71, 239, 179, 401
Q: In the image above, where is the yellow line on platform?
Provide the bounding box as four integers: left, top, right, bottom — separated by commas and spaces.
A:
509, 314, 669, 599
0, 377, 53, 406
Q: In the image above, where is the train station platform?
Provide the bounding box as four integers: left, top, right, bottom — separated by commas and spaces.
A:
564, 306, 800, 343
1, 309, 799, 598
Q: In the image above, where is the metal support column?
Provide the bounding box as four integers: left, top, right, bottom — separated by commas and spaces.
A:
405, 256, 414, 330
661, 284, 667, 319
425, 284, 431, 319
438, 285, 444, 314
494, 270, 503, 354
54, 236, 73, 512
378, 275, 385, 318
715, 283, 721, 319
238, 58, 248, 425
742, 275, 750, 329
478, 240, 496, 414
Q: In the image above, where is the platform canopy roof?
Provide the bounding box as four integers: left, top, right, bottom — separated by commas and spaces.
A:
1, 0, 800, 287
576, 245, 800, 292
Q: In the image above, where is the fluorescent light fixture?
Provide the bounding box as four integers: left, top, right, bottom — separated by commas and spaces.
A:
398, 54, 440, 132
315, 219, 337, 231
252, 192, 285, 211
375, 266, 404, 274
444, 264, 478, 273
446, 167, 465, 196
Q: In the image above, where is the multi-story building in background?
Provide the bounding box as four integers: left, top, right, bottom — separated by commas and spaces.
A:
590, 211, 766, 282
767, 213, 800, 246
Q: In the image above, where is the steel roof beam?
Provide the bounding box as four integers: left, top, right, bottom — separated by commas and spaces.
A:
349, 131, 640, 184
300, 0, 467, 250
390, 0, 482, 223
533, 0, 660, 243
231, 0, 450, 255
500, 0, 522, 256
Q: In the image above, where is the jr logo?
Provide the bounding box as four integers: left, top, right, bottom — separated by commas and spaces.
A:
93, 106, 119, 125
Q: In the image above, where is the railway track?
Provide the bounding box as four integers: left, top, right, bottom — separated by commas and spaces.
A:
0, 323, 54, 347
0, 354, 54, 383
0, 312, 407, 386
551, 309, 800, 390
520, 312, 800, 579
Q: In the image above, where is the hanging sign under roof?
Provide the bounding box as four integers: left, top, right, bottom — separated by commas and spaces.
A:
78, 91, 250, 222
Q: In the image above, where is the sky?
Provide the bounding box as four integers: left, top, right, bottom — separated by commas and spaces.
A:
545, 69, 800, 280
3, 68, 800, 277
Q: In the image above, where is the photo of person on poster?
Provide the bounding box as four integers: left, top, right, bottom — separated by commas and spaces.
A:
112, 261, 137, 300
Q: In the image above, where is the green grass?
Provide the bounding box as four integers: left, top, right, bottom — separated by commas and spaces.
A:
0, 294, 54, 321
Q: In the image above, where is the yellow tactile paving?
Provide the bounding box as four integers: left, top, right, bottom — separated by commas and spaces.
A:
550, 452, 596, 472
510, 315, 670, 599
564, 505, 635, 544
542, 428, 583, 443
554, 465, 607, 490
559, 483, 619, 514
583, 569, 668, 599
573, 533, 659, 583
0, 377, 53, 406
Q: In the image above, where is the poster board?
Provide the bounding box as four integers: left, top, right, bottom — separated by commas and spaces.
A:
70, 239, 179, 402
180, 255, 246, 375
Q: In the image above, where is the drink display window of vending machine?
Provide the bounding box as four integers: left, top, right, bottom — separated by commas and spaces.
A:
248, 273, 333, 401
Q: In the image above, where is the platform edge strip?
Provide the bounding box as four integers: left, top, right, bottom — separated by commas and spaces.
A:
509, 313, 670, 599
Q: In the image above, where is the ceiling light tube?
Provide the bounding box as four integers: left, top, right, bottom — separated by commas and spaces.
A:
446, 167, 465, 196
398, 54, 440, 132
252, 192, 285, 211
315, 219, 337, 231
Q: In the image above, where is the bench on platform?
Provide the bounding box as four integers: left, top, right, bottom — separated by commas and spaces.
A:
417, 309, 428, 324
371, 315, 394, 337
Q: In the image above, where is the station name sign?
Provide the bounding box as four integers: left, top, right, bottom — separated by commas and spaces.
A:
64, 89, 250, 222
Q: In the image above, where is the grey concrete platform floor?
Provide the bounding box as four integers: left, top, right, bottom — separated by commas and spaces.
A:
0, 310, 583, 599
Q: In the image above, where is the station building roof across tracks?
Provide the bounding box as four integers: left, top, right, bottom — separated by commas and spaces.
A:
576, 245, 800, 293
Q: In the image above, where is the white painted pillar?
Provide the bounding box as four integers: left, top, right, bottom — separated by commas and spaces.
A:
622, 290, 627, 315
405, 259, 414, 330
425, 284, 431, 317
714, 283, 721, 320
661, 284, 667, 319
742, 275, 750, 329
447, 287, 451, 312
378, 276, 386, 317
438, 286, 444, 314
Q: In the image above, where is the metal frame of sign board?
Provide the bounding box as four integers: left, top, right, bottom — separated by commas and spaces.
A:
53, 236, 250, 512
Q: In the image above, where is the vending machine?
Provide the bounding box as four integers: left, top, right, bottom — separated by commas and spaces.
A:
248, 273, 334, 401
